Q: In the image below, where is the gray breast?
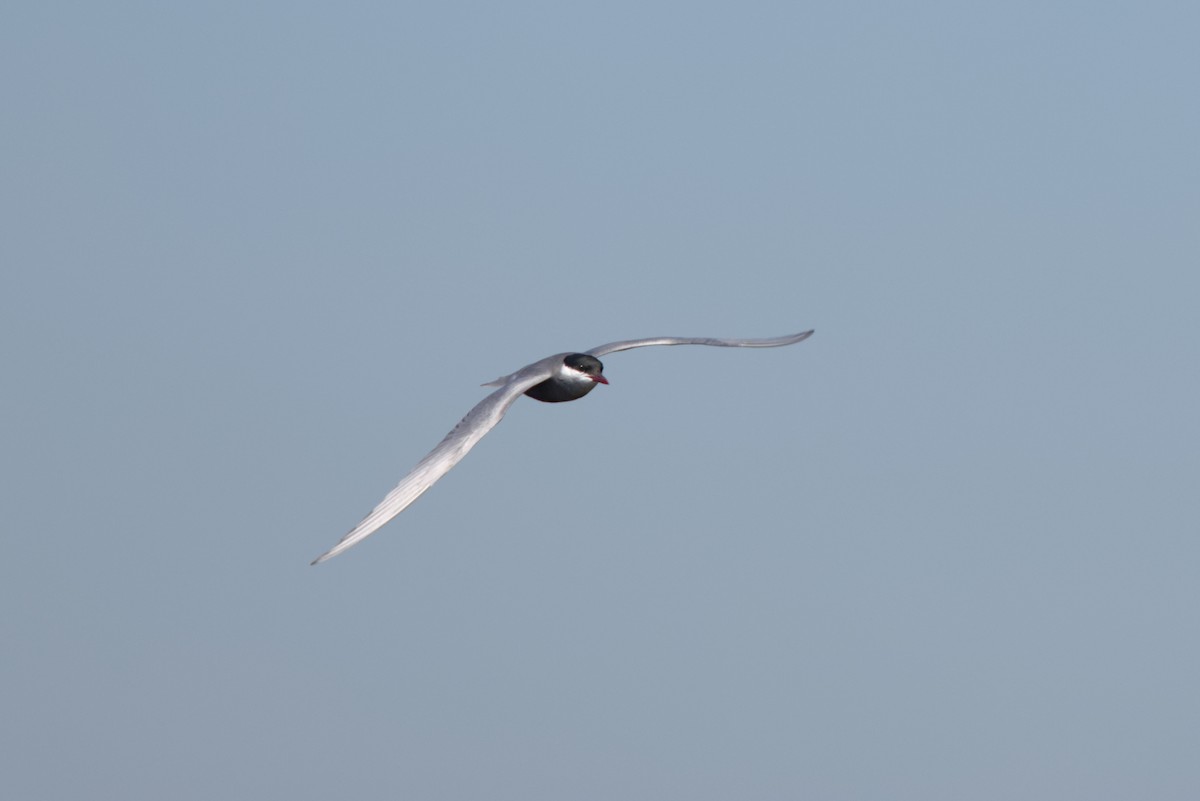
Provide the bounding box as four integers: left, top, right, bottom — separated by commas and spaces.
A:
523, 376, 599, 403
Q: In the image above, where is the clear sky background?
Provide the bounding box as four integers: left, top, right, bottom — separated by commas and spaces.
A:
3, 2, 1198, 799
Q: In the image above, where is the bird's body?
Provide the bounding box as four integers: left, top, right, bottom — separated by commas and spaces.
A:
521, 353, 608, 402
311, 329, 813, 564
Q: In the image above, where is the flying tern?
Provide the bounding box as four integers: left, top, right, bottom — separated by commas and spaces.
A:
312, 329, 814, 564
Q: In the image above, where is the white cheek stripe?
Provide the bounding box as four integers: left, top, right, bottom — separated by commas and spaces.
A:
560, 364, 596, 382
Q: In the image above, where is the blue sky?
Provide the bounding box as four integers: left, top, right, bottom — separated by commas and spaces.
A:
3, 2, 1198, 798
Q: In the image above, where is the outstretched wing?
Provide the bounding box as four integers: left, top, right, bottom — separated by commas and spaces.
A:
311, 369, 554, 565
586, 329, 813, 358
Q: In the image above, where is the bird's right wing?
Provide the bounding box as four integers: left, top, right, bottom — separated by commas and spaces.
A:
586, 330, 813, 358
311, 368, 554, 565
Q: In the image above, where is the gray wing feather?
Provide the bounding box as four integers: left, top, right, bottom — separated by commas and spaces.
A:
311, 366, 555, 565
586, 329, 813, 358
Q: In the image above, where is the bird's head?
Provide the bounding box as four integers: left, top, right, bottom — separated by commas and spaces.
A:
562, 353, 608, 385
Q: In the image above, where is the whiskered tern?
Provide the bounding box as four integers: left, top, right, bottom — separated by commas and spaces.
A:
312, 330, 814, 564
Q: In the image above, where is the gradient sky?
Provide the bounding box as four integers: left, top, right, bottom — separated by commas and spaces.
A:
3, 2, 1198, 799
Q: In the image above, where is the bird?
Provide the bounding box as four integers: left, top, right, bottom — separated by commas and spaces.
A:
311, 329, 814, 564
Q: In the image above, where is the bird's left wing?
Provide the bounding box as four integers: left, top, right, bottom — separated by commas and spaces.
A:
311, 366, 555, 565
586, 330, 813, 358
